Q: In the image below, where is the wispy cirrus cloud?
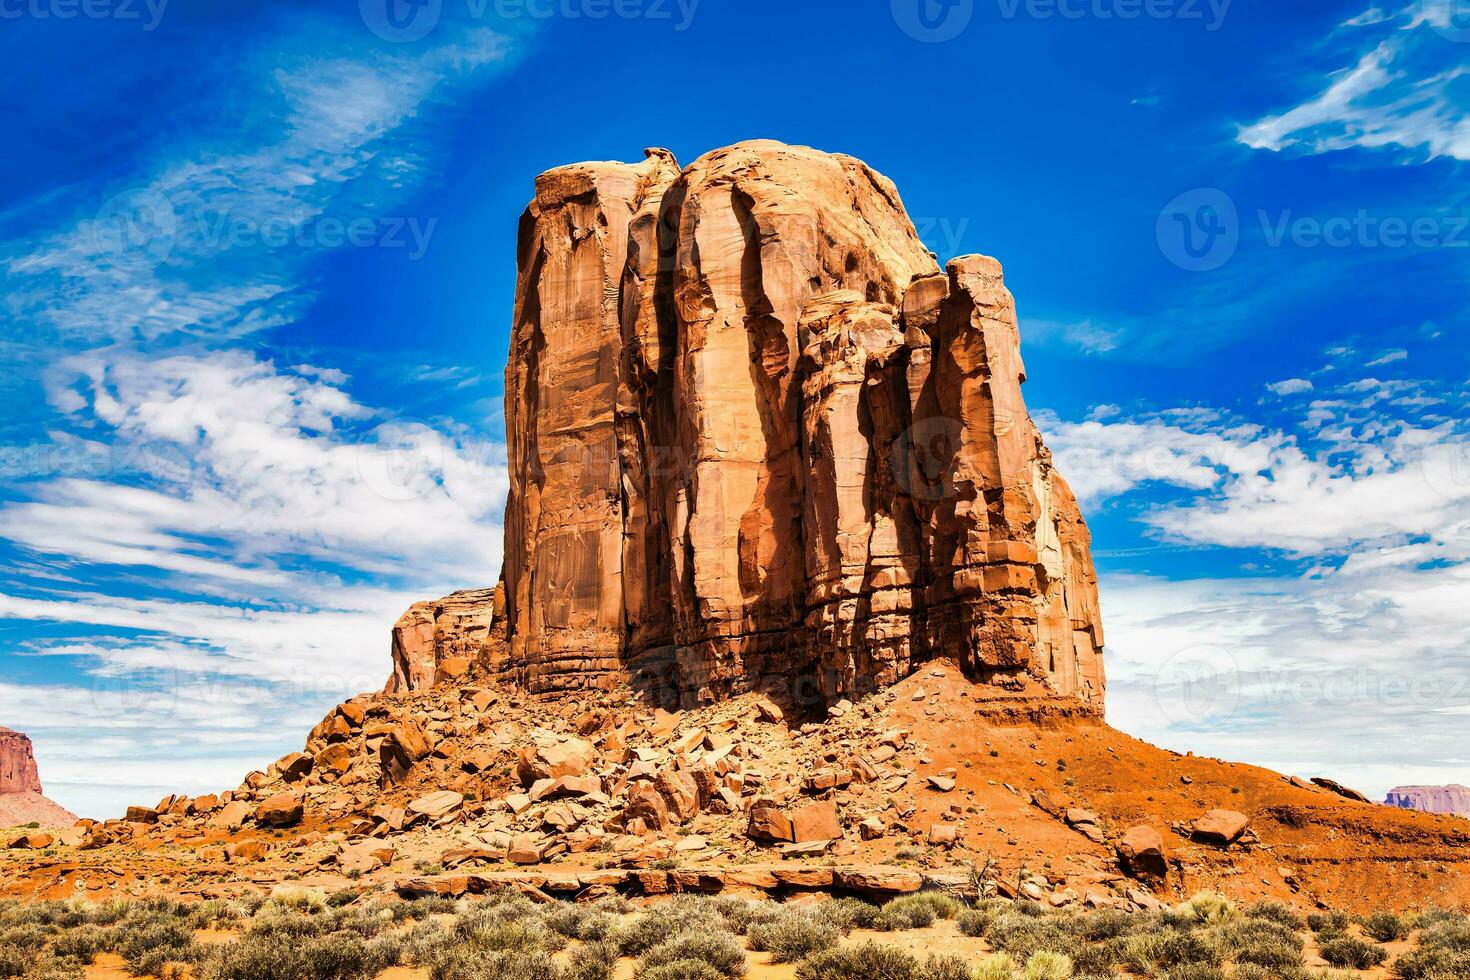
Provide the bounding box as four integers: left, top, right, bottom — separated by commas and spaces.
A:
1238, 4, 1470, 161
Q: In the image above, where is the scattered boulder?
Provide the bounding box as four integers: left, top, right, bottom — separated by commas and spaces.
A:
1117, 825, 1168, 879
254, 793, 304, 828
1192, 809, 1250, 846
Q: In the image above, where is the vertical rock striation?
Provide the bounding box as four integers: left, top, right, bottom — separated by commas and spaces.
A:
399, 140, 1106, 711
0, 727, 43, 796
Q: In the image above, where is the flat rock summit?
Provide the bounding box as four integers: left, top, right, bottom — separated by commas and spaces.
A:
396, 140, 1104, 712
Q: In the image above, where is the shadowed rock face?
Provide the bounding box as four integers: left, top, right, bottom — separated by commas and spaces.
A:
1385, 785, 1470, 817
491, 140, 1105, 708
0, 727, 45, 795
390, 141, 1104, 709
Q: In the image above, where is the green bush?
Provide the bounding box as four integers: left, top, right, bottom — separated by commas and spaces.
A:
957, 908, 992, 938
1392, 946, 1470, 979
813, 898, 882, 932
796, 942, 921, 980
1242, 901, 1304, 931
748, 912, 840, 962
641, 961, 725, 980
564, 939, 620, 980
922, 954, 975, 980
1362, 910, 1410, 943
1306, 910, 1349, 935
876, 893, 961, 931
1319, 935, 1387, 970
639, 929, 746, 978
1124, 929, 1225, 971
1022, 951, 1075, 980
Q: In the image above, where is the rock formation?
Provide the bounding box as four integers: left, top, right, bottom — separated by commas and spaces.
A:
0, 726, 77, 829
386, 588, 505, 694
0, 727, 42, 796
1385, 785, 1470, 817
399, 140, 1106, 711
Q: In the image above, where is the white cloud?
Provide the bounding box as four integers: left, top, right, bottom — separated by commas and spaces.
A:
1239, 8, 1470, 161
1267, 378, 1315, 395
1367, 348, 1409, 366
1021, 317, 1124, 355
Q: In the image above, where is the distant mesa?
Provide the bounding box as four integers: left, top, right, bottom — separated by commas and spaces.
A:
1385, 784, 1470, 818
0, 726, 77, 829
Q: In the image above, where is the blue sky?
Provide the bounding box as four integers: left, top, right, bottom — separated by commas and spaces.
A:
1, 0, 1466, 819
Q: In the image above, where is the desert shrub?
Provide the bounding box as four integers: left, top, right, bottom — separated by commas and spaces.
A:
1242, 900, 1304, 931
639, 928, 746, 978
117, 919, 198, 976
1158, 966, 1226, 980
958, 907, 993, 937
973, 953, 1020, 980
1319, 935, 1387, 970
564, 939, 620, 980
748, 911, 840, 962
545, 904, 617, 942
0, 945, 25, 980
47, 923, 112, 963
1412, 907, 1467, 931
1166, 893, 1235, 928
641, 962, 725, 980
813, 897, 881, 932
985, 913, 1072, 959
1306, 910, 1349, 935
263, 888, 327, 914
1392, 946, 1470, 979
1124, 929, 1224, 972
1023, 951, 1075, 980
1014, 900, 1049, 918
876, 893, 960, 930
1069, 908, 1136, 942
709, 897, 781, 935
427, 945, 562, 980
1069, 937, 1126, 976
1363, 910, 1411, 943
615, 897, 731, 956
922, 954, 975, 980
1419, 917, 1470, 953
0, 924, 56, 954
796, 942, 921, 980
1230, 930, 1304, 972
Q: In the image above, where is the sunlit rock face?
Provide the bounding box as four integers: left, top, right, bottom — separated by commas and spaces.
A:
449, 140, 1106, 709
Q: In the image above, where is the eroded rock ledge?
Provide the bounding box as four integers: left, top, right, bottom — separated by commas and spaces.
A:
394, 140, 1105, 711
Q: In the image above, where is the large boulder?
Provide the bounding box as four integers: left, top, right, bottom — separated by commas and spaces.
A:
255, 793, 304, 828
